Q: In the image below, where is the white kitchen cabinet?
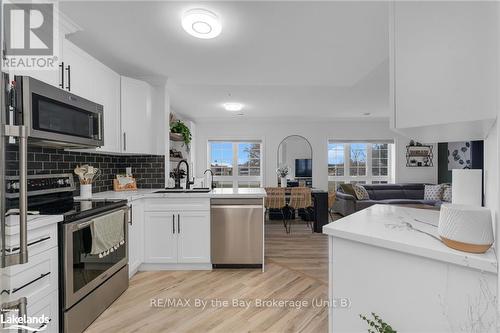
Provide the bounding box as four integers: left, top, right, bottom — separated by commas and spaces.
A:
121, 76, 154, 154
93, 63, 121, 153
144, 211, 178, 264
391, 1, 497, 142
61, 39, 94, 100
128, 200, 145, 277
176, 211, 211, 263
62, 39, 122, 153
143, 208, 210, 267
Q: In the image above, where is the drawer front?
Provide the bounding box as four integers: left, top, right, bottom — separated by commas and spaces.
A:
5, 223, 57, 258
3, 247, 58, 304
144, 198, 210, 212
26, 290, 59, 333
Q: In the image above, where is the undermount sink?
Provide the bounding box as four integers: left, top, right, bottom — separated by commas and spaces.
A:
154, 188, 211, 194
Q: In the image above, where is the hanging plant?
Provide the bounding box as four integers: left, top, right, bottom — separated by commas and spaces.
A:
170, 120, 192, 149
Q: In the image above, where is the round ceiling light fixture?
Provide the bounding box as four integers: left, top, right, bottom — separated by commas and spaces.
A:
182, 8, 222, 39
223, 102, 244, 112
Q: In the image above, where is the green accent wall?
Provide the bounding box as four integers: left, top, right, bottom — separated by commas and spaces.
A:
438, 143, 452, 184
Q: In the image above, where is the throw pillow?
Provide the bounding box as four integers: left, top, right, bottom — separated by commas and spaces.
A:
339, 183, 356, 197
424, 184, 443, 201
352, 184, 370, 200
442, 184, 452, 202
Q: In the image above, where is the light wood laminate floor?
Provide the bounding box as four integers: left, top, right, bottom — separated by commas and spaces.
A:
85, 221, 330, 333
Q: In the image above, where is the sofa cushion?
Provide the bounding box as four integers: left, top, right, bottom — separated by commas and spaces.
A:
361, 184, 405, 200
401, 183, 425, 199
442, 184, 452, 202
339, 183, 356, 197
424, 184, 443, 201
353, 184, 370, 200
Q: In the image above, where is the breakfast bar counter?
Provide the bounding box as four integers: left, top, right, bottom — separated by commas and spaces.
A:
323, 205, 497, 333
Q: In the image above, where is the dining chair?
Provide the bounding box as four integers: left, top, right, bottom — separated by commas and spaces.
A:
328, 191, 337, 221
264, 187, 289, 233
288, 187, 314, 232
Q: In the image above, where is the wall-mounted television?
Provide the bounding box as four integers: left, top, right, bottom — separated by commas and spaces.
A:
295, 159, 312, 178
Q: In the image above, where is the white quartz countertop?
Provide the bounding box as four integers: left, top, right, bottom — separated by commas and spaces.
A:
323, 204, 497, 273
5, 214, 63, 234
75, 187, 266, 202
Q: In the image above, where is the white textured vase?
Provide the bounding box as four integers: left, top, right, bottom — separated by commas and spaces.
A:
281, 177, 287, 188
80, 184, 92, 199
438, 203, 494, 253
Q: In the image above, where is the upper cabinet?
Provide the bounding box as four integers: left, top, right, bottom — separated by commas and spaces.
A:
121, 76, 153, 154
62, 40, 122, 153
62, 42, 165, 155
121, 77, 166, 155
390, 1, 498, 142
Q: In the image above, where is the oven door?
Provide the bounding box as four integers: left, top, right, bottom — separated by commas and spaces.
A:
63, 206, 128, 309
17, 75, 103, 147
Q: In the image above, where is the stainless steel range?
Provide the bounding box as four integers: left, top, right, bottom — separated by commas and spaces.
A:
6, 174, 129, 333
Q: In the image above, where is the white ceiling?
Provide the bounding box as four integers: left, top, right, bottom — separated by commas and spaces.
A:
60, 1, 390, 120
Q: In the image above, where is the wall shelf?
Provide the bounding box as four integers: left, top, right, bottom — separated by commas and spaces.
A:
406, 144, 434, 167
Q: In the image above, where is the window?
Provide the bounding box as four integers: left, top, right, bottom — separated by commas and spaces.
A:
209, 141, 262, 188
328, 142, 393, 191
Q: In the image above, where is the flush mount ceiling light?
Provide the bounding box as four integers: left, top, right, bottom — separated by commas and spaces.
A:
223, 103, 244, 112
182, 8, 222, 39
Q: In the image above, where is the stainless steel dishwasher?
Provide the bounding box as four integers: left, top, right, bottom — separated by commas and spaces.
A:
211, 198, 264, 268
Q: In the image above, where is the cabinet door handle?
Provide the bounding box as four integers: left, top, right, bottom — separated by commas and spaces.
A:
123, 132, 127, 151
128, 205, 133, 226
65, 64, 71, 91
172, 214, 175, 234
177, 214, 180, 234
59, 61, 65, 88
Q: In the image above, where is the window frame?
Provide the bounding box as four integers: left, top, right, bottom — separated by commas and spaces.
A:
207, 140, 263, 188
328, 141, 393, 187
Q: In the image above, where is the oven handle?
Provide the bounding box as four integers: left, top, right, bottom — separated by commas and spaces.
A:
70, 206, 129, 231
76, 220, 93, 230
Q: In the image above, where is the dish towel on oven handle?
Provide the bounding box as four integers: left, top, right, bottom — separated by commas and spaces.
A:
90, 209, 125, 258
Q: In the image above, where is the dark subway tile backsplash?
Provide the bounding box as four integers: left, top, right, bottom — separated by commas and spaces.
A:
6, 145, 165, 193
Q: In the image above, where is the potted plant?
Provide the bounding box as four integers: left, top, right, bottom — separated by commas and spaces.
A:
276, 166, 289, 188
170, 120, 192, 149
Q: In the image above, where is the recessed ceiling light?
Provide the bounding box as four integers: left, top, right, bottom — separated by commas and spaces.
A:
224, 103, 243, 112
182, 9, 221, 39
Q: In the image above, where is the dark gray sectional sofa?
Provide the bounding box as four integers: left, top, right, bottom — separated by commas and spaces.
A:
333, 183, 441, 216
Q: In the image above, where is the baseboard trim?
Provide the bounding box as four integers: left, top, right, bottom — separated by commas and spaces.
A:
139, 263, 212, 271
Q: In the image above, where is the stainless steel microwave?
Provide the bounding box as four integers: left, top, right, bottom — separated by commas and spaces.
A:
14, 75, 104, 147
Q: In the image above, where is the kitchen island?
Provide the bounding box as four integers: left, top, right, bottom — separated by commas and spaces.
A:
77, 188, 266, 276
323, 204, 497, 333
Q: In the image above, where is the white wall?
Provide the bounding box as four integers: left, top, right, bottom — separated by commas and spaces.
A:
193, 118, 438, 190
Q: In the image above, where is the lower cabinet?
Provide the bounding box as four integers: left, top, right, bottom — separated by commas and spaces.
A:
144, 211, 178, 264
144, 210, 210, 265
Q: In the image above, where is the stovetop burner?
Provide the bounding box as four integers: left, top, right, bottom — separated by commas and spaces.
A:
6, 173, 127, 223
36, 198, 127, 223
